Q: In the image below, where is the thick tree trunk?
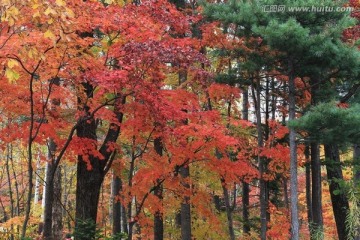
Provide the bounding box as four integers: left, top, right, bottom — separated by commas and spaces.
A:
75, 155, 104, 234
288, 61, 299, 240
75, 82, 124, 239
324, 144, 349, 240
310, 142, 323, 238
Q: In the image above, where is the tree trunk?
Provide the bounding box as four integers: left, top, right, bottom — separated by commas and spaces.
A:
112, 174, 122, 236
75, 155, 104, 236
324, 144, 349, 240
242, 88, 251, 234
305, 146, 313, 232
75, 83, 124, 239
310, 142, 323, 238
221, 179, 235, 240
154, 137, 164, 240
179, 165, 191, 240
52, 166, 63, 239
288, 60, 299, 240
242, 182, 250, 234
122, 204, 128, 235
354, 144, 360, 240
6, 144, 14, 240
251, 78, 267, 240
43, 139, 56, 240
34, 154, 41, 207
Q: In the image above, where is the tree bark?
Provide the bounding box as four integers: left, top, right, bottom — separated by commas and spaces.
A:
288, 60, 299, 240
154, 137, 164, 240
221, 179, 235, 240
75, 83, 125, 239
6, 144, 14, 240
251, 78, 267, 240
52, 166, 63, 239
324, 144, 349, 240
354, 144, 360, 240
305, 146, 313, 232
310, 142, 323, 238
43, 139, 57, 240
112, 174, 122, 236
242, 88, 251, 234
179, 165, 191, 240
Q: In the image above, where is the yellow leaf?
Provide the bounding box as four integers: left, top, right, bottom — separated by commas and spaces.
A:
55, 0, 66, 6
5, 68, 20, 83
44, 29, 55, 39
32, 3, 40, 9
44, 6, 56, 15
7, 59, 18, 68
64, 7, 75, 18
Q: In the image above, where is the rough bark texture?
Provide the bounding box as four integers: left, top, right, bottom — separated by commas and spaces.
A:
354, 144, 360, 240
75, 83, 125, 239
179, 165, 191, 240
52, 166, 63, 239
112, 175, 121, 235
242, 88, 251, 234
154, 137, 164, 240
324, 144, 349, 240
252, 79, 267, 240
288, 62, 299, 240
75, 114, 103, 235
305, 146, 313, 232
221, 179, 235, 240
310, 142, 323, 238
42, 139, 56, 240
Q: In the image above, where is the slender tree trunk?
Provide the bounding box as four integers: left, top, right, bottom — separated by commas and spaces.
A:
288, 60, 299, 240
251, 78, 267, 240
179, 165, 191, 240
324, 144, 350, 240
22, 73, 37, 239
305, 145, 313, 232
221, 179, 235, 240
43, 139, 56, 240
310, 142, 323, 238
154, 137, 164, 240
309, 76, 323, 238
242, 88, 251, 234
127, 148, 136, 240
34, 154, 41, 207
354, 144, 360, 240
52, 165, 63, 239
6, 144, 14, 240
283, 177, 289, 209
112, 174, 122, 236
122, 204, 128, 235
10, 147, 20, 217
